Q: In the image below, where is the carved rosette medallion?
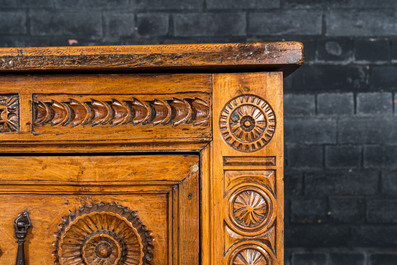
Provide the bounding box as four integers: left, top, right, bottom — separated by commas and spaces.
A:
0, 95, 19, 132
54, 202, 154, 265
225, 185, 276, 236
227, 242, 275, 265
219, 95, 275, 152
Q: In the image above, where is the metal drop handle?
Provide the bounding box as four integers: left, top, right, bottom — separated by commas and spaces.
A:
14, 211, 32, 265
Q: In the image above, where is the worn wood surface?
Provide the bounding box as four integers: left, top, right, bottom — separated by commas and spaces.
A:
0, 42, 303, 76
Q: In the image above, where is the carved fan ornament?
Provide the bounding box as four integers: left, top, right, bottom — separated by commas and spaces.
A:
53, 202, 154, 265
220, 95, 275, 152
0, 95, 19, 132
232, 249, 267, 265
34, 97, 209, 128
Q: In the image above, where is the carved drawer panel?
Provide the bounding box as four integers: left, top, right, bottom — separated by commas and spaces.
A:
0, 155, 200, 264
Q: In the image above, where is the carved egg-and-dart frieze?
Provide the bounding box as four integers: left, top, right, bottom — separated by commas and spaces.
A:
0, 95, 19, 132
220, 95, 275, 152
34, 97, 209, 128
53, 202, 154, 265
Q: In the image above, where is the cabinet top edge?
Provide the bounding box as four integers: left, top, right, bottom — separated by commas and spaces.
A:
0, 42, 303, 76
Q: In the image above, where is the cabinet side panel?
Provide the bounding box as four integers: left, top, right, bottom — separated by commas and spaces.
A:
211, 72, 284, 265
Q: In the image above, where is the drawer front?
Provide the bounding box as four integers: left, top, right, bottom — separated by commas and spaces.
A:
0, 155, 199, 265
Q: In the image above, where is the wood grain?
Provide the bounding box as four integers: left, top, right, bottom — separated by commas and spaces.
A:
0, 42, 303, 76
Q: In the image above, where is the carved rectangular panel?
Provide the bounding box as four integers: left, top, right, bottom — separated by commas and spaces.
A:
0, 94, 18, 133
0, 155, 200, 265
211, 72, 284, 265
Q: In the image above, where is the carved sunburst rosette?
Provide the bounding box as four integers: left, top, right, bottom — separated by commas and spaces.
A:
219, 95, 275, 152
226, 241, 277, 265
0, 95, 19, 132
225, 184, 276, 236
53, 202, 154, 265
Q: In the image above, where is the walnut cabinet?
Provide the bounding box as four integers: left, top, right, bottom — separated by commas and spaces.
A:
0, 42, 303, 265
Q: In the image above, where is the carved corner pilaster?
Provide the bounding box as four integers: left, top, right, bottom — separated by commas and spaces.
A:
212, 72, 284, 265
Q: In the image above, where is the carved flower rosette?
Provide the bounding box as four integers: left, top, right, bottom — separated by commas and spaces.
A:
225, 184, 277, 237
53, 202, 154, 265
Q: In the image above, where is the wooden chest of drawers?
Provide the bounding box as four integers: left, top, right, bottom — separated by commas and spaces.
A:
0, 42, 303, 265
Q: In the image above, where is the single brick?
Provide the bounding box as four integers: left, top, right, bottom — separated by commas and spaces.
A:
287, 145, 323, 169
284, 94, 315, 116
382, 170, 397, 194
317, 93, 354, 115
317, 39, 353, 62
207, 0, 280, 9
174, 13, 245, 36
286, 225, 350, 247
391, 39, 397, 62
364, 145, 397, 168
305, 170, 379, 196
370, 253, 397, 265
285, 117, 337, 144
291, 199, 327, 224
285, 171, 303, 196
137, 13, 169, 37
103, 12, 134, 37
248, 10, 322, 36
371, 66, 397, 91
285, 0, 348, 8
136, 0, 203, 10
30, 10, 102, 37
357, 92, 393, 115
325, 145, 361, 169
350, 225, 397, 247
329, 253, 365, 265
300, 39, 316, 63
0, 0, 53, 7
367, 199, 397, 223
55, 0, 129, 8
291, 253, 327, 265
288, 65, 368, 93
326, 9, 397, 36
0, 11, 26, 35
354, 39, 391, 62
338, 117, 397, 144
328, 196, 365, 223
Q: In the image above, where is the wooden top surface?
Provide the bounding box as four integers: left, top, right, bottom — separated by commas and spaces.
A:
0, 42, 303, 76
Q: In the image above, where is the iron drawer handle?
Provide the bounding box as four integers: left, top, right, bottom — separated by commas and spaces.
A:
14, 211, 32, 265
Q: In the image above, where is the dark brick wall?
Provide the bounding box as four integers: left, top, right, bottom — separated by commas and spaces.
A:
0, 1, 396, 264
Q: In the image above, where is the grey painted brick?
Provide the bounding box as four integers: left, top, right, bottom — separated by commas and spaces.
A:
136, 0, 203, 10
174, 13, 245, 37
364, 145, 397, 168
305, 170, 379, 196
103, 12, 134, 38
328, 196, 365, 223
350, 226, 397, 247
317, 39, 353, 62
287, 145, 323, 169
338, 117, 397, 144
291, 199, 327, 224
300, 39, 316, 63
382, 170, 397, 194
329, 253, 365, 265
367, 199, 397, 223
286, 225, 350, 247
285, 118, 336, 144
370, 253, 397, 265
291, 253, 327, 265
288, 65, 368, 93
248, 10, 322, 36
357, 92, 393, 115
392, 39, 397, 62
0, 0, 53, 7
30, 10, 102, 37
55, 0, 129, 8
207, 0, 280, 9
354, 39, 391, 62
371, 66, 397, 91
326, 10, 397, 37
285, 0, 348, 8
0, 11, 26, 35
317, 93, 354, 116
285, 171, 303, 196
284, 94, 315, 116
325, 145, 361, 169
137, 13, 169, 37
